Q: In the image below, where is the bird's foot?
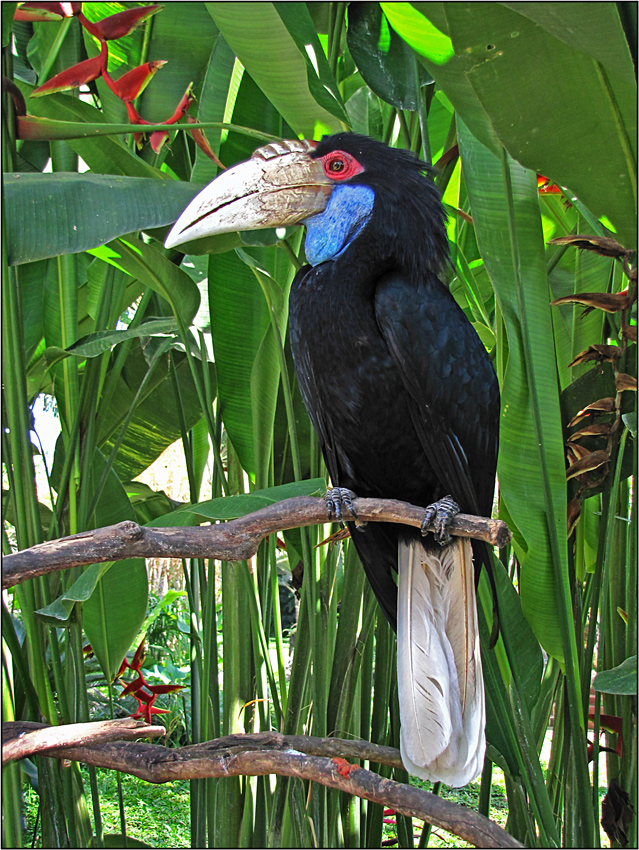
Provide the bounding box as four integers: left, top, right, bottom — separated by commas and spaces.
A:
325, 488, 358, 525
421, 495, 460, 545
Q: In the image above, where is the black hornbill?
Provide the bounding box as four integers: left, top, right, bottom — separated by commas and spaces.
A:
166, 134, 500, 787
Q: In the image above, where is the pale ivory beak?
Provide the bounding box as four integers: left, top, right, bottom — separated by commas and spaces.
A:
165, 139, 332, 249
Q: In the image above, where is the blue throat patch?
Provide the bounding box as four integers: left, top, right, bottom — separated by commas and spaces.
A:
304, 184, 375, 266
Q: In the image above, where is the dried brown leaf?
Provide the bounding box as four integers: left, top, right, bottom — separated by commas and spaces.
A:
615, 373, 637, 392
566, 449, 609, 480
568, 397, 616, 427
567, 423, 611, 441
548, 235, 628, 259
551, 291, 630, 313
568, 345, 620, 368
567, 498, 582, 537
601, 778, 634, 847
566, 443, 591, 464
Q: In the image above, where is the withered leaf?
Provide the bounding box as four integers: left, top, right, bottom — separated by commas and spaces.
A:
568, 345, 620, 368
567, 423, 611, 441
601, 778, 634, 847
567, 498, 582, 537
616, 373, 637, 392
551, 290, 630, 313
566, 449, 609, 480
566, 443, 591, 463
568, 397, 616, 427
548, 234, 628, 259
317, 527, 351, 547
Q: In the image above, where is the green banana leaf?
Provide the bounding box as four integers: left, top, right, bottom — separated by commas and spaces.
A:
4, 173, 204, 265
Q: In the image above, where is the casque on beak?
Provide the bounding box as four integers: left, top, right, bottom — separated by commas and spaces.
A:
165, 139, 332, 249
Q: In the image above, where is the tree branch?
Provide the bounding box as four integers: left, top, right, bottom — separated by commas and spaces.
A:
2, 495, 511, 588
2, 719, 165, 764
2, 723, 521, 848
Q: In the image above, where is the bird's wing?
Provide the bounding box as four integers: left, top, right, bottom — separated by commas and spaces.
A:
374, 270, 499, 518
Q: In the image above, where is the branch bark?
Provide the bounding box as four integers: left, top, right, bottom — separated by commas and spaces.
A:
2, 723, 522, 848
2, 719, 165, 763
2, 495, 511, 588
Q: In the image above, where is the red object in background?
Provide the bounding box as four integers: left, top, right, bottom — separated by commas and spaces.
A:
102, 61, 167, 103
77, 5, 162, 41
116, 640, 184, 725
31, 40, 108, 97
17, 4, 220, 164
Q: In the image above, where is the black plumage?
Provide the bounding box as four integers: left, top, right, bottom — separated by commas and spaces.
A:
288, 133, 499, 631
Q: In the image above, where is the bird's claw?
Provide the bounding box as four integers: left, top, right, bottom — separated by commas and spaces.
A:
325, 488, 358, 525
421, 495, 459, 545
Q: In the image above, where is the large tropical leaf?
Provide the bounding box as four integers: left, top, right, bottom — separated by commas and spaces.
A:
152, 478, 327, 524
83, 557, 148, 681
206, 2, 344, 137
381, 2, 501, 153
458, 118, 568, 662
96, 235, 201, 328
98, 347, 216, 481
346, 3, 431, 110
4, 173, 204, 265
206, 203, 300, 480
190, 33, 238, 185
386, 2, 637, 247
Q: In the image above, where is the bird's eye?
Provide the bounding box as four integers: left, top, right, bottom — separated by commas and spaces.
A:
321, 150, 365, 181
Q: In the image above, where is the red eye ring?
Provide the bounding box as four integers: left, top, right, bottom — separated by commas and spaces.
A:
320, 150, 365, 181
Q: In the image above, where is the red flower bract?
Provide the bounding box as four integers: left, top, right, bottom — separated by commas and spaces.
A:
15, 2, 80, 20
31, 40, 108, 97
78, 5, 162, 41
102, 61, 167, 103
117, 640, 184, 726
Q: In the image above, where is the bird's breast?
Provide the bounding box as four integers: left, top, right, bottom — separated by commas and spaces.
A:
289, 265, 433, 499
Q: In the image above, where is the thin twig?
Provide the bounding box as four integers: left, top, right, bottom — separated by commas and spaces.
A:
2, 496, 511, 589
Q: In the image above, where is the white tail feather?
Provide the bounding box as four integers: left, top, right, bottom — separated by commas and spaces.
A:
397, 537, 485, 787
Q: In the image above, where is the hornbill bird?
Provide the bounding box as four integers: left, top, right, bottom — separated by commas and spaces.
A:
166, 134, 500, 787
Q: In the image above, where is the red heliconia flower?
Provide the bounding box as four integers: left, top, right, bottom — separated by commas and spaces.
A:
165, 85, 195, 124
102, 60, 167, 103
588, 712, 624, 759
77, 5, 162, 41
15, 5, 62, 21
115, 657, 129, 678
117, 638, 184, 725
145, 684, 185, 695
15, 2, 79, 21
537, 174, 562, 195
124, 102, 147, 147
130, 694, 170, 724
186, 116, 225, 168
587, 740, 618, 762
149, 129, 169, 154
124, 84, 195, 153
120, 675, 146, 696
147, 84, 196, 152
31, 39, 108, 97
130, 639, 147, 669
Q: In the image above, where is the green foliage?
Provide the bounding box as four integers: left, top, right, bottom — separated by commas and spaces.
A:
2, 3, 636, 849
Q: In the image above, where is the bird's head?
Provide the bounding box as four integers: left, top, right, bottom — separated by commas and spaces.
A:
165, 133, 448, 273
